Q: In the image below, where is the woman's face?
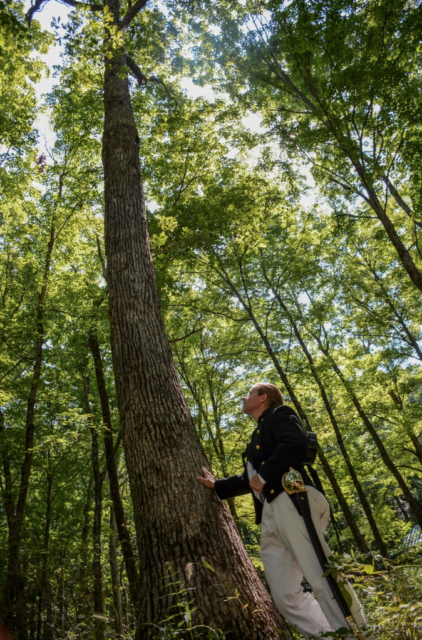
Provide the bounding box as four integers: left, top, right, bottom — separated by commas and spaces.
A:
242, 386, 267, 416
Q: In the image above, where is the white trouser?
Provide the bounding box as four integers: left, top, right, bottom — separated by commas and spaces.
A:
260, 487, 374, 639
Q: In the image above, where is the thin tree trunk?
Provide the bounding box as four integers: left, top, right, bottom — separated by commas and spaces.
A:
354, 256, 422, 362
83, 379, 105, 640
202, 410, 244, 537
252, 44, 422, 293
316, 447, 370, 554
89, 328, 140, 611
101, 3, 289, 636
359, 180, 422, 293
312, 332, 422, 529
58, 563, 65, 635
262, 273, 387, 554
15, 561, 28, 640
2, 215, 55, 637
110, 505, 123, 635
409, 432, 422, 465
80, 475, 94, 581
122, 579, 129, 630
0, 407, 14, 530
394, 496, 410, 522
387, 391, 422, 468
36, 591, 42, 640
41, 468, 54, 640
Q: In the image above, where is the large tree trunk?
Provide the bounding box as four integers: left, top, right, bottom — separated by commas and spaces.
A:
101, 3, 289, 637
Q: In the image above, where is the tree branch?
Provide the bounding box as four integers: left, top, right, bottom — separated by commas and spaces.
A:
125, 56, 179, 106
149, 76, 179, 106
120, 0, 148, 30
168, 327, 203, 344
125, 55, 147, 86
25, 0, 103, 26
60, 0, 103, 10
25, 0, 49, 25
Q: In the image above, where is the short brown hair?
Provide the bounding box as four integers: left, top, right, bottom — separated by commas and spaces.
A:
255, 383, 284, 409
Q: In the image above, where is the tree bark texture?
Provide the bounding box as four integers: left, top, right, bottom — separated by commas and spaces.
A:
101, 7, 290, 638
89, 327, 140, 610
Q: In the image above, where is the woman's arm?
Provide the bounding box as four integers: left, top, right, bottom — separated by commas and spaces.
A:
196, 467, 251, 500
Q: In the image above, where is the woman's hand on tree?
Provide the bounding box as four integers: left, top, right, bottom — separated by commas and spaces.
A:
196, 467, 215, 489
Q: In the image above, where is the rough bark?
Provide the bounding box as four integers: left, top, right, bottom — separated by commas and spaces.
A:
89, 328, 140, 610
83, 379, 105, 640
101, 2, 289, 637
176, 354, 244, 539
264, 278, 387, 555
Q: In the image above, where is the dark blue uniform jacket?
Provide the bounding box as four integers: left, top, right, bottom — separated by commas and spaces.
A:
214, 405, 313, 524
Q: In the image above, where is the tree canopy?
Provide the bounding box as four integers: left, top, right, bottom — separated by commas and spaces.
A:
0, 0, 421, 638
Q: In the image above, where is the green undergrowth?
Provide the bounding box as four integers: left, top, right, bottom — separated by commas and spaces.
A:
58, 546, 422, 639
287, 546, 422, 640
143, 545, 422, 640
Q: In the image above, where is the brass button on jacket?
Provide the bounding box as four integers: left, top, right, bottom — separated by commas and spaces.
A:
256, 445, 260, 450
270, 489, 275, 494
